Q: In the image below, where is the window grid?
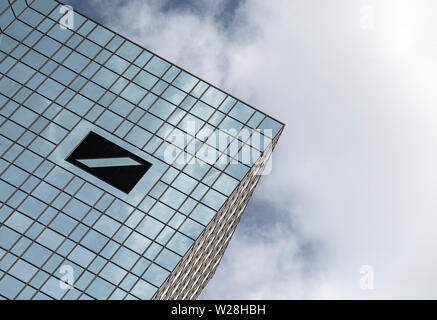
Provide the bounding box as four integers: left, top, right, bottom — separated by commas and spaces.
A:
0, 2, 163, 298
0, 74, 266, 298
0, 52, 257, 219
1, 2, 94, 287
0, 0, 284, 300
6, 3, 271, 152
0, 34, 259, 181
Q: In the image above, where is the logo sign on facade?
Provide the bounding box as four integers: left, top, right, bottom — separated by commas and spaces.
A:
66, 132, 152, 193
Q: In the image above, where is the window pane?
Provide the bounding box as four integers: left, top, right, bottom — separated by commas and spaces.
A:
88, 25, 113, 46
145, 56, 170, 77
229, 101, 255, 124
173, 71, 198, 93
117, 41, 142, 62
201, 87, 226, 108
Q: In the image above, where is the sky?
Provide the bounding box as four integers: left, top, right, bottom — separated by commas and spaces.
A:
67, 0, 437, 299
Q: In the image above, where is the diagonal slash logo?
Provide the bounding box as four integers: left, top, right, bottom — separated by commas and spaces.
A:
66, 132, 152, 193
76, 157, 143, 168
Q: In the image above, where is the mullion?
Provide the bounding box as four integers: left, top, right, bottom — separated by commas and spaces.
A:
76, 0, 282, 296
109, 52, 156, 135
20, 170, 129, 299
56, 54, 203, 299
0, 21, 138, 222
0, 191, 158, 300
0, 5, 89, 152
39, 0, 285, 129
151, 87, 256, 186
0, 178, 183, 273
176, 140, 278, 299
28, 186, 135, 300
0, 153, 190, 260
89, 38, 145, 125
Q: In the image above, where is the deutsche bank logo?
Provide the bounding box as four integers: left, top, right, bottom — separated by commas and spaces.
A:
66, 132, 152, 193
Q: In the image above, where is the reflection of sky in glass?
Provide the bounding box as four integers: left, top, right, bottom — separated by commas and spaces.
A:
0, 0, 283, 300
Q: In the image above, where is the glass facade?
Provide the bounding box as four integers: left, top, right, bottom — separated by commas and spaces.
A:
0, 0, 284, 300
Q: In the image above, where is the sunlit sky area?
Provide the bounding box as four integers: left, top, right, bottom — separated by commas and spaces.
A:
68, 0, 437, 299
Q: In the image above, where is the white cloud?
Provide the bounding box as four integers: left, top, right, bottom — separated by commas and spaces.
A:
91, 0, 437, 299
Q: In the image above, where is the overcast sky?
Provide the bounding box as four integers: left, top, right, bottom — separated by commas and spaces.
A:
68, 0, 437, 299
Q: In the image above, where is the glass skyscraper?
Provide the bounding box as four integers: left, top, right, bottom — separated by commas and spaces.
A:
0, 0, 284, 300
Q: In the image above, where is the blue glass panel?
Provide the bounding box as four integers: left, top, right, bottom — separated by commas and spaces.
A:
201, 87, 226, 108
131, 280, 156, 300
178, 219, 204, 239
134, 70, 158, 90
247, 111, 264, 129
143, 263, 169, 287
173, 71, 198, 93
106, 54, 130, 75
20, 8, 45, 28
258, 116, 283, 138
212, 173, 238, 196
88, 25, 113, 47
229, 101, 255, 124
76, 39, 101, 59
167, 232, 194, 255
92, 67, 118, 89
5, 20, 32, 42
1, 5, 16, 28
149, 98, 175, 120
30, 0, 57, 15
145, 56, 170, 77
202, 189, 227, 211
155, 249, 181, 270
162, 85, 186, 106
11, 0, 27, 17
190, 101, 214, 121
117, 41, 142, 62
